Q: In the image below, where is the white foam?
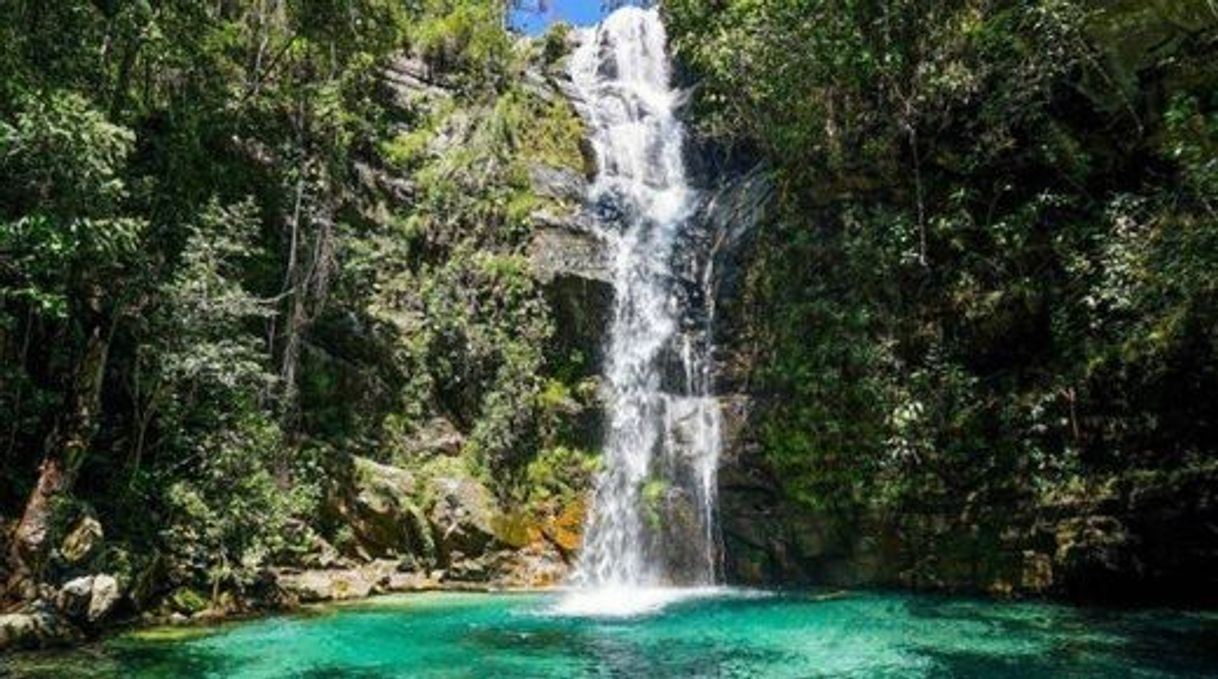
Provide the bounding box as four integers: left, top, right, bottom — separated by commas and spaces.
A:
551, 586, 745, 619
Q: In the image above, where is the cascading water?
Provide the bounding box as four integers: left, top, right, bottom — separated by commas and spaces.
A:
558, 6, 724, 616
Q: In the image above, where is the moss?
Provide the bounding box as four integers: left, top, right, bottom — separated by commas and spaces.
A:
491, 510, 538, 549
536, 379, 573, 413
546, 498, 585, 553
516, 96, 587, 174
381, 127, 434, 171
166, 587, 209, 615
641, 479, 669, 530
126, 625, 219, 643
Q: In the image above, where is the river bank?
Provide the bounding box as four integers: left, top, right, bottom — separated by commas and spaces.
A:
0, 564, 566, 652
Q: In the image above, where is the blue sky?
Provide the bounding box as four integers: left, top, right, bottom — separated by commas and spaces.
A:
510, 0, 613, 35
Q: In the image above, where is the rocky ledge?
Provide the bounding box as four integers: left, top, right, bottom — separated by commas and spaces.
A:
0, 452, 579, 652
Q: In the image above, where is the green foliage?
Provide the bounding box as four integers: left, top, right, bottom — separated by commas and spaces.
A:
362, 56, 587, 502
667, 0, 1218, 543
0, 0, 577, 603
411, 0, 514, 91
541, 22, 574, 64
524, 445, 599, 505
0, 91, 145, 316
641, 479, 669, 530
161, 413, 318, 590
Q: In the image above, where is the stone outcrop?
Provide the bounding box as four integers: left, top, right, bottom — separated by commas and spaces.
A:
428, 474, 498, 559
491, 542, 569, 588
528, 175, 614, 379
277, 560, 406, 603
0, 603, 80, 651
382, 54, 450, 107
319, 453, 573, 594
529, 164, 587, 203
397, 417, 465, 459
327, 455, 433, 562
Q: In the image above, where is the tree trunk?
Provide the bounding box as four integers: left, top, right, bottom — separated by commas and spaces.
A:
5, 312, 112, 604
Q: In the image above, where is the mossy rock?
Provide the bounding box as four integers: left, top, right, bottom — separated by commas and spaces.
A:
545, 499, 585, 555
492, 511, 540, 550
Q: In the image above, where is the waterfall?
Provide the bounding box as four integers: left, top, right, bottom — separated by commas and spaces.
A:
558, 6, 723, 616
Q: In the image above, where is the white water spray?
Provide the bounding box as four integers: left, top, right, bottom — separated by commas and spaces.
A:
558, 6, 723, 617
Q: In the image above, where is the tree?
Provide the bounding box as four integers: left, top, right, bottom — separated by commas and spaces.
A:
1, 92, 145, 597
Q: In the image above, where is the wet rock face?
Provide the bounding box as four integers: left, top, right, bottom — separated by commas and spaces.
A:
647, 485, 713, 584
527, 155, 615, 383
691, 166, 773, 394
530, 164, 588, 203
529, 212, 614, 379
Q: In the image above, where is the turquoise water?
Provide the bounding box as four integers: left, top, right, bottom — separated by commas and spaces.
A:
9, 590, 1218, 678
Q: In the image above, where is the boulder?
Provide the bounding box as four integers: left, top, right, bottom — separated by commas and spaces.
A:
59, 515, 104, 566
55, 574, 121, 624
528, 216, 612, 286
87, 574, 121, 623
446, 552, 490, 583
386, 570, 441, 592
397, 416, 465, 459
494, 542, 570, 588
427, 475, 498, 559
55, 576, 96, 620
